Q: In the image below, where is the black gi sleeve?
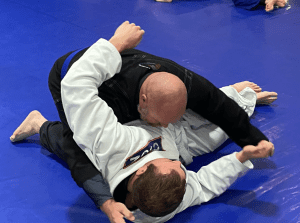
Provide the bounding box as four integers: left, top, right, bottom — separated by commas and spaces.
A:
186, 72, 268, 148
82, 174, 113, 208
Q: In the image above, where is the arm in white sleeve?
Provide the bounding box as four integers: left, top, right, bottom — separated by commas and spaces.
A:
179, 153, 253, 212
61, 38, 123, 171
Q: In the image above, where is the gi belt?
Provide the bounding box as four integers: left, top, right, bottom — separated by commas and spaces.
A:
61, 48, 84, 80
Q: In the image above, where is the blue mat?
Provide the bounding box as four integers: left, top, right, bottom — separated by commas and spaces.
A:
1, 0, 300, 222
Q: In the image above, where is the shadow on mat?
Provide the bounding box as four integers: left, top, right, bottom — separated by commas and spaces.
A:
67, 193, 129, 223
210, 189, 279, 217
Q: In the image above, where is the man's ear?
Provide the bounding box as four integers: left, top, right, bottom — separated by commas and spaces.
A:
140, 94, 148, 107
136, 165, 147, 176
128, 166, 148, 193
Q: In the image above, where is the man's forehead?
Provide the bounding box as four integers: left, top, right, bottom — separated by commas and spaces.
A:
154, 159, 187, 180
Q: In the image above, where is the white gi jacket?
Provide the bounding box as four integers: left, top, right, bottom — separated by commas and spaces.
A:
61, 39, 254, 222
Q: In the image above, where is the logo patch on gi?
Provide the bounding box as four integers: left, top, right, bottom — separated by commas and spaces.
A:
123, 137, 164, 169
139, 62, 161, 70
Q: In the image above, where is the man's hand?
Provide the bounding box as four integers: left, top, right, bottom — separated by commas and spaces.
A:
236, 140, 275, 163
100, 199, 135, 223
109, 21, 145, 53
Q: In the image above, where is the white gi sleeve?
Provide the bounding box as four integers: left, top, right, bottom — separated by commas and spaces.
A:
61, 38, 124, 171
182, 152, 253, 209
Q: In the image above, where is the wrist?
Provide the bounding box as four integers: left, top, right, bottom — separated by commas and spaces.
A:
236, 151, 249, 163
100, 198, 113, 211
109, 36, 125, 52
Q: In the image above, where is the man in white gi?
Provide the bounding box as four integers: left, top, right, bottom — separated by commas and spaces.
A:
11, 22, 276, 222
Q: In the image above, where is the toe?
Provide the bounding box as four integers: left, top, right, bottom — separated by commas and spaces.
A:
269, 5, 274, 11
265, 4, 272, 11
270, 92, 278, 97
10, 136, 15, 142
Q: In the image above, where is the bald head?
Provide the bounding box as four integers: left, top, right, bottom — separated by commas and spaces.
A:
139, 72, 187, 127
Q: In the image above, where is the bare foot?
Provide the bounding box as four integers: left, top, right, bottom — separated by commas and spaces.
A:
256, 91, 278, 105
266, 0, 287, 11
275, 0, 287, 7
10, 110, 47, 142
231, 81, 262, 93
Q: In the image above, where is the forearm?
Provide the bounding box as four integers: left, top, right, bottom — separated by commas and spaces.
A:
82, 174, 113, 208
187, 73, 268, 147
196, 152, 253, 198
177, 153, 253, 216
